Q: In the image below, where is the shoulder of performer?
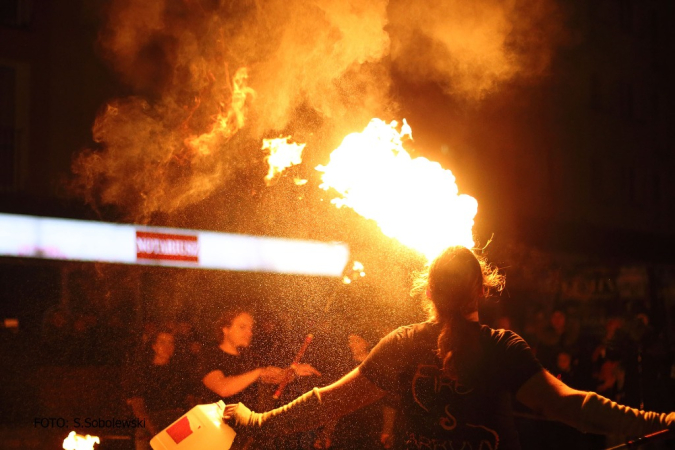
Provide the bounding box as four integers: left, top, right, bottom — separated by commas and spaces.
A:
481, 326, 534, 349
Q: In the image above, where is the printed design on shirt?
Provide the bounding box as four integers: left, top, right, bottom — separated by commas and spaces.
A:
439, 404, 457, 430
412, 364, 473, 412
410, 364, 499, 450
407, 427, 499, 450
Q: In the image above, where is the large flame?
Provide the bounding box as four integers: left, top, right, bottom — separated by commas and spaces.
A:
63, 432, 100, 450
317, 119, 477, 261
263, 136, 306, 185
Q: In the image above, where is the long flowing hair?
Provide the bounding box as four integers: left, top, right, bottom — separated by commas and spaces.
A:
413, 246, 504, 383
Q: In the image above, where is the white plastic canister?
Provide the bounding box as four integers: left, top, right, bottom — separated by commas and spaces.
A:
150, 401, 236, 450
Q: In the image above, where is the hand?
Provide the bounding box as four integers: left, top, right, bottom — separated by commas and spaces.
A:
292, 363, 321, 377
222, 403, 240, 422
223, 403, 256, 449
223, 403, 255, 428
260, 366, 286, 384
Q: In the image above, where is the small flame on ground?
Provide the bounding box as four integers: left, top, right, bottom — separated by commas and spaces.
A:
317, 118, 477, 262
63, 432, 100, 450
263, 136, 307, 185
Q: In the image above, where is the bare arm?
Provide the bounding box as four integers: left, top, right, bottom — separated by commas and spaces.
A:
516, 369, 674, 436
204, 366, 288, 398
315, 368, 387, 418
203, 369, 260, 398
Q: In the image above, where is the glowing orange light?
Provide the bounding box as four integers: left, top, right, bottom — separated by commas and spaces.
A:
343, 260, 366, 284
262, 136, 306, 185
317, 118, 477, 261
63, 432, 100, 450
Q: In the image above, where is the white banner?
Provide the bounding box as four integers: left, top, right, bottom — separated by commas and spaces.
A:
0, 213, 349, 277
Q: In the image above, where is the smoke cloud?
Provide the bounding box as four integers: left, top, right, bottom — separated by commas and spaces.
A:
388, 0, 563, 99
72, 0, 562, 223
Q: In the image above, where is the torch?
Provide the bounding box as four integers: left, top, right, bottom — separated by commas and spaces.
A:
273, 333, 315, 399
272, 260, 366, 400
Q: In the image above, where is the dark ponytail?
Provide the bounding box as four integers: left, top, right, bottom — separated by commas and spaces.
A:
415, 246, 503, 383
436, 314, 481, 383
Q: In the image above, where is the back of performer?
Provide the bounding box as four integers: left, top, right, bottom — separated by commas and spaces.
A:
360, 321, 540, 449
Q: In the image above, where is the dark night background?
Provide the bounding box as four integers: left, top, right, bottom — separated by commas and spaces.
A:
1, 0, 675, 449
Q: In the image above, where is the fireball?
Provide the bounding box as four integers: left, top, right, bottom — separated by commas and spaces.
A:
317, 118, 477, 261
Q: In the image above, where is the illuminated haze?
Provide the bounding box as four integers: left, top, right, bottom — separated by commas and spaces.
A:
71, 0, 561, 223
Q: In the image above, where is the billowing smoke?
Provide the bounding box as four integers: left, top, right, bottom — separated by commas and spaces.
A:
388, 0, 563, 99
71, 0, 562, 222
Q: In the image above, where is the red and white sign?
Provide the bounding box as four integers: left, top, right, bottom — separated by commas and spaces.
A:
136, 231, 199, 263
0, 213, 349, 276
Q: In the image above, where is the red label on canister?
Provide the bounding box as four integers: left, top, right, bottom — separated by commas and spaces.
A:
166, 415, 193, 444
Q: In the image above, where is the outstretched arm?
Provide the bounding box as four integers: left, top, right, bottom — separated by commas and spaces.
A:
316, 368, 387, 417
224, 367, 386, 439
516, 369, 674, 436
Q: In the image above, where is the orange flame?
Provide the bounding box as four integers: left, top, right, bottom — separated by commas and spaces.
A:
317, 119, 477, 262
63, 432, 100, 450
263, 136, 306, 185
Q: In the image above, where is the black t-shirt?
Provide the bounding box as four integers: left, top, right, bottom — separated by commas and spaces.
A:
360, 322, 542, 450
125, 360, 189, 413
199, 346, 259, 406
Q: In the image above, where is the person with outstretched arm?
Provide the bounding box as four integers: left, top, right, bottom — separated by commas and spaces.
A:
224, 247, 675, 449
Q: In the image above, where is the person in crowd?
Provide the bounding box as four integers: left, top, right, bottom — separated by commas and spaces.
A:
592, 315, 625, 368
200, 308, 320, 409
125, 329, 191, 450
224, 246, 675, 450
535, 308, 579, 372
552, 351, 577, 387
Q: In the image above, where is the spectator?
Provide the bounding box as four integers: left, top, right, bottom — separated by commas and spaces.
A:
125, 330, 191, 450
